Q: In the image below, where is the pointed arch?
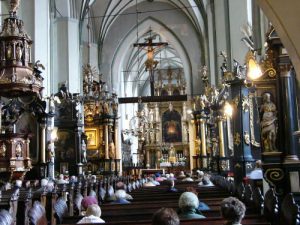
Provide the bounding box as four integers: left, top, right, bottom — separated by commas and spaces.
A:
111, 16, 196, 97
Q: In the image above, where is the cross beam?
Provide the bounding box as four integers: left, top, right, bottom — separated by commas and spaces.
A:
118, 95, 187, 104
133, 40, 168, 48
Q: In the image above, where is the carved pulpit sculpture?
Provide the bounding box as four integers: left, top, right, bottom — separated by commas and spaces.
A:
0, 0, 49, 181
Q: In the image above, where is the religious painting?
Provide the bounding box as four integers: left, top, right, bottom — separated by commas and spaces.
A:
55, 129, 76, 161
85, 128, 98, 150
60, 162, 68, 174
162, 110, 182, 143
16, 112, 39, 163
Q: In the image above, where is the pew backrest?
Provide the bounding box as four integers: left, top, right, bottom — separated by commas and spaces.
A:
28, 201, 47, 225
54, 197, 68, 224
280, 193, 300, 225
264, 188, 279, 223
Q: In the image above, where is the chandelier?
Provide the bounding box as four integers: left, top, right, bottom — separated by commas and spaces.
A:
122, 100, 158, 142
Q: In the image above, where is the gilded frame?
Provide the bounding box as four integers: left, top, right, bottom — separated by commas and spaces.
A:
85, 128, 98, 150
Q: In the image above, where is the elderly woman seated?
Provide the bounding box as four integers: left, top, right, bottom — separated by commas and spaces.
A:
114, 182, 133, 200
182, 173, 194, 182
178, 192, 206, 219
198, 175, 214, 186
143, 177, 157, 187
110, 190, 131, 204
166, 179, 178, 193
185, 187, 210, 211
195, 170, 204, 182
77, 204, 105, 224
57, 174, 68, 184
220, 197, 246, 225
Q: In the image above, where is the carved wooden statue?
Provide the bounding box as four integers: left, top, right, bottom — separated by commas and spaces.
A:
260, 92, 277, 152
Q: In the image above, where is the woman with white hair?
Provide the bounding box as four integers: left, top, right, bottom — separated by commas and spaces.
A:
178, 192, 206, 219
110, 189, 131, 204
182, 173, 194, 182
77, 204, 105, 223
143, 177, 156, 187
195, 170, 204, 182
198, 175, 214, 186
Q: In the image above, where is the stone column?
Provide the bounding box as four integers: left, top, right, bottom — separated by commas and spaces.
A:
75, 126, 83, 176
114, 121, 120, 159
114, 120, 122, 174
146, 149, 150, 168
156, 149, 161, 168
52, 18, 80, 93
104, 125, 109, 159
218, 116, 225, 158
200, 118, 207, 157
154, 104, 160, 143
281, 68, 299, 162
40, 123, 46, 164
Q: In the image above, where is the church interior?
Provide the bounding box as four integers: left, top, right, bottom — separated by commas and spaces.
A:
0, 0, 299, 224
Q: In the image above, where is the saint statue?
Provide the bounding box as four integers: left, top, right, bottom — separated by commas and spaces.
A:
15, 143, 22, 158
47, 141, 55, 163
108, 142, 115, 159
0, 142, 6, 157
169, 144, 176, 163
81, 140, 87, 163
49, 94, 55, 114
260, 92, 277, 152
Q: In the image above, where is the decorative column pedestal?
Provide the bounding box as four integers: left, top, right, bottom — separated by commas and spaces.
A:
261, 28, 300, 198
229, 79, 254, 185
199, 116, 208, 170
218, 116, 231, 175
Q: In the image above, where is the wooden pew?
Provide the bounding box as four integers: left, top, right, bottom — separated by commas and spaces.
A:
61, 215, 270, 225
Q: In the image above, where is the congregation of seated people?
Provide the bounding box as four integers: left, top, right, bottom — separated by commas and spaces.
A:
0, 169, 282, 225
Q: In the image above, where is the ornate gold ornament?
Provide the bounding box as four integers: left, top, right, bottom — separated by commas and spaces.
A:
244, 131, 250, 145
0, 142, 6, 157
234, 132, 241, 146
249, 94, 260, 147
220, 160, 230, 171
261, 49, 277, 78
242, 95, 250, 112
223, 72, 234, 81
234, 163, 241, 168
0, 0, 44, 97
264, 168, 284, 189
232, 96, 239, 108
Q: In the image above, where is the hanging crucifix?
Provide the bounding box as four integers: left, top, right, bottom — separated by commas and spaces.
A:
133, 30, 168, 97
119, 31, 187, 104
